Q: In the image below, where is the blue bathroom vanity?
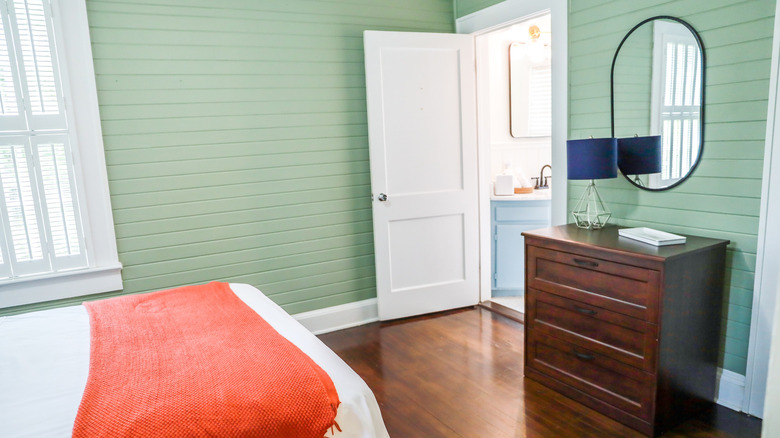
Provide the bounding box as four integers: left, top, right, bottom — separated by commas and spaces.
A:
491, 198, 551, 298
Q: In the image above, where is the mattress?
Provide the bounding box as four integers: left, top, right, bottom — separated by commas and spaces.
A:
0, 283, 389, 438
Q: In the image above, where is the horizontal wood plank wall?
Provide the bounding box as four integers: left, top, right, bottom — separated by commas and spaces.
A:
612, 24, 652, 138
0, 0, 454, 316
455, 0, 504, 18
568, 0, 776, 375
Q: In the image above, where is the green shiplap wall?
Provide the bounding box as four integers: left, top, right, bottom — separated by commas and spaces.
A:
96, 0, 454, 315
612, 23, 652, 138
0, 0, 455, 317
569, 0, 775, 375
455, 0, 504, 18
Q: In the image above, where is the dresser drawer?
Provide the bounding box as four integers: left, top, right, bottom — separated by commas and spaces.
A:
526, 333, 654, 421
527, 245, 661, 321
527, 289, 657, 372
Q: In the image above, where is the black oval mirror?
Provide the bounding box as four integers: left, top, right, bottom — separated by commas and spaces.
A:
610, 16, 705, 191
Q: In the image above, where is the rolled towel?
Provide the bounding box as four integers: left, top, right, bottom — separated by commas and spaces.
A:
514, 167, 533, 188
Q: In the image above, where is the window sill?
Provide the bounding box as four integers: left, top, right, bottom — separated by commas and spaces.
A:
0, 264, 123, 309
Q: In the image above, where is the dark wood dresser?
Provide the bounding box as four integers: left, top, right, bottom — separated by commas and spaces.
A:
522, 225, 729, 436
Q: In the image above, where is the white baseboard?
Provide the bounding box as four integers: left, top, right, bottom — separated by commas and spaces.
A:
716, 368, 746, 411
293, 298, 379, 335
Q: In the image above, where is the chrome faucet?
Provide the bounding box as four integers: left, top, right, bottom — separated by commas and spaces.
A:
537, 165, 552, 189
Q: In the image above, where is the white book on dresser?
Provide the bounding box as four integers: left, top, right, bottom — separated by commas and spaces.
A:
618, 227, 687, 246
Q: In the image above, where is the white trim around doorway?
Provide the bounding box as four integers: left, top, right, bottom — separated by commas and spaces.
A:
742, 0, 780, 418
456, 0, 568, 303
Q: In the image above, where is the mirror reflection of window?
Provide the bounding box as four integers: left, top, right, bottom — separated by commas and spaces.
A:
509, 24, 551, 138
650, 21, 701, 186
528, 64, 551, 137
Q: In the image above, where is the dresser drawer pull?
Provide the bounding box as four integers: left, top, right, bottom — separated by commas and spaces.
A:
574, 352, 596, 361
573, 258, 599, 268
573, 305, 597, 316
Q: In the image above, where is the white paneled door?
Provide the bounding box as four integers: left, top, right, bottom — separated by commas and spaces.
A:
364, 31, 480, 321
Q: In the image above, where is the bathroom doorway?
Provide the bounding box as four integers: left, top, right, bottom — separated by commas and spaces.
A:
461, 2, 567, 318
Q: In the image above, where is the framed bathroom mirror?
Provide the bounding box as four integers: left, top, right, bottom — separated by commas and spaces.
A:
611, 16, 705, 191
509, 20, 552, 138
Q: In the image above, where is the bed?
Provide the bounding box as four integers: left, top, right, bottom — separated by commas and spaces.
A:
0, 283, 389, 438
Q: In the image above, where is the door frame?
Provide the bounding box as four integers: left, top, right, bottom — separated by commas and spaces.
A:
456, 0, 568, 302
742, 0, 780, 417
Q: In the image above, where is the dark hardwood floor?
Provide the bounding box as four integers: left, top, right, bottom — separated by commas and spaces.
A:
318, 307, 761, 438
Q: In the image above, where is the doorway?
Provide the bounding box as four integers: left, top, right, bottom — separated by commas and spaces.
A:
460, 1, 567, 316
363, 0, 567, 322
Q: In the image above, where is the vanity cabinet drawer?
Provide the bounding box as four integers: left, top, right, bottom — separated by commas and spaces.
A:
526, 333, 654, 421
495, 204, 550, 222
527, 245, 661, 321
527, 289, 657, 372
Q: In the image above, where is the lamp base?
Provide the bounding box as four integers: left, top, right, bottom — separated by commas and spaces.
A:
572, 180, 611, 230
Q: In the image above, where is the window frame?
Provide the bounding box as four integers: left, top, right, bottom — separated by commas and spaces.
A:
0, 0, 121, 308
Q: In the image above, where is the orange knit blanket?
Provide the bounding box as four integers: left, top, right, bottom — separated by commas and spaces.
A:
73, 282, 340, 438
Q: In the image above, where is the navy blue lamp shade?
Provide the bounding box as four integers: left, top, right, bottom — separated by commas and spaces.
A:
618, 135, 662, 174
566, 137, 618, 180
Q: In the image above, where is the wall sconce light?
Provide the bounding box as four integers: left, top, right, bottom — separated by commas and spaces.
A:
567, 137, 618, 229
617, 135, 663, 187
526, 24, 547, 65
510, 23, 550, 66
528, 25, 541, 39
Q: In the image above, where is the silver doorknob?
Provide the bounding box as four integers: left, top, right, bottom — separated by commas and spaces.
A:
377, 193, 388, 202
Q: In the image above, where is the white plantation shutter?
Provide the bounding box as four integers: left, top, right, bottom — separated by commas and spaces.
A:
0, 5, 25, 131
528, 64, 552, 137
0, 16, 16, 115
0, 138, 48, 276
33, 134, 85, 268
0, 0, 87, 281
653, 24, 701, 184
8, 0, 65, 129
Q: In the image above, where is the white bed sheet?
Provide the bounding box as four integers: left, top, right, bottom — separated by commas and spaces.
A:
0, 283, 389, 438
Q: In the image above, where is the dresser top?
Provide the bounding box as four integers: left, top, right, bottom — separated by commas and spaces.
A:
522, 224, 730, 261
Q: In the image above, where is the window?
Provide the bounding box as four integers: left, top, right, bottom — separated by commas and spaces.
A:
650, 21, 702, 185
1, 0, 86, 278
0, 0, 121, 308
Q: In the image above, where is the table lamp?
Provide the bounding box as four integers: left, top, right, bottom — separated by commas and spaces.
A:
618, 135, 663, 187
567, 137, 618, 229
